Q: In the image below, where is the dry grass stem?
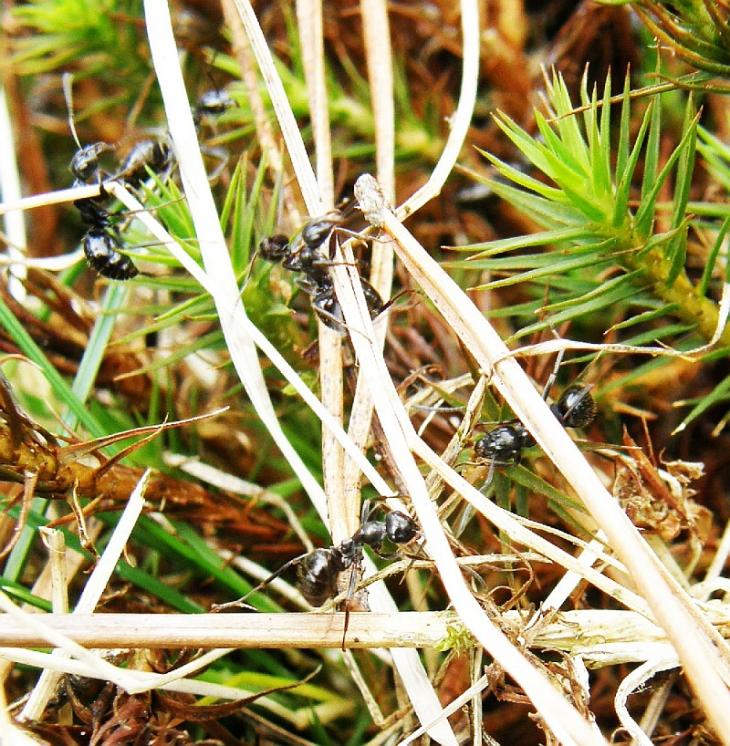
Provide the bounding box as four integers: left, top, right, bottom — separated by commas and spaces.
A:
396, 0, 479, 219
3, 606, 722, 665
0, 85, 26, 300
356, 172, 730, 740
18, 471, 148, 720
342, 0, 397, 534
330, 225, 606, 745
3, 0, 726, 742
230, 0, 323, 214
294, 0, 347, 542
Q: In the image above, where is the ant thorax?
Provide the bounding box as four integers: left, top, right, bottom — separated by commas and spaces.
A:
475, 424, 533, 465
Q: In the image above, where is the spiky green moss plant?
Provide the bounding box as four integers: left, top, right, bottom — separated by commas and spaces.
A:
634, 0, 730, 77
453, 71, 730, 434
10, 0, 151, 79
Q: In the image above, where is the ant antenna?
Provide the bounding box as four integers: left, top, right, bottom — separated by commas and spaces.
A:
62, 73, 82, 149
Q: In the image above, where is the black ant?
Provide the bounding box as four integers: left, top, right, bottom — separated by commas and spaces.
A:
258, 211, 386, 331
235, 501, 418, 647
64, 74, 144, 280
474, 382, 596, 484
298, 503, 418, 605
78, 196, 139, 281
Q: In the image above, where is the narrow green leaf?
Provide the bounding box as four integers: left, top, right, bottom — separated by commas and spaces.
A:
635, 110, 701, 234
596, 75, 613, 199
665, 95, 698, 285
476, 149, 566, 201
615, 72, 632, 182
509, 465, 587, 514
637, 82, 662, 236
699, 217, 730, 295
619, 323, 695, 347
541, 270, 643, 312
0, 296, 103, 438
484, 179, 584, 227
608, 304, 680, 332
66, 284, 128, 432
464, 226, 600, 258
473, 254, 613, 291
493, 111, 558, 176
675, 373, 730, 432
509, 282, 641, 341
613, 100, 654, 227
552, 78, 590, 164
535, 111, 586, 176
0, 577, 52, 612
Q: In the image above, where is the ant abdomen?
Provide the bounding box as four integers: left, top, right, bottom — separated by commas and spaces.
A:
551, 385, 596, 429
83, 229, 139, 281
297, 546, 353, 607
474, 424, 533, 465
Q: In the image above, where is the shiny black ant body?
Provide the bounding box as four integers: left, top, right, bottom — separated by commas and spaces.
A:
296, 504, 418, 607
474, 383, 596, 475
63, 74, 150, 280
74, 187, 139, 281
258, 211, 385, 331
235, 501, 418, 646
68, 146, 140, 280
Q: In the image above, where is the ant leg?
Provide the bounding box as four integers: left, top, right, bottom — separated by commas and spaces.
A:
411, 402, 464, 414
200, 144, 229, 182
211, 552, 309, 611
373, 288, 409, 319
481, 458, 496, 494
240, 247, 260, 291
541, 331, 567, 401
340, 559, 362, 650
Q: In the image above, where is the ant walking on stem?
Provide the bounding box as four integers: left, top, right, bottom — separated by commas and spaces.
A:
64, 74, 175, 280
258, 208, 388, 332
474, 357, 597, 489
64, 74, 142, 281
227, 501, 418, 648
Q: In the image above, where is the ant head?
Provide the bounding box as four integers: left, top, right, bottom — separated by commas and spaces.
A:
63, 73, 114, 183
385, 511, 418, 544
334, 539, 359, 569
70, 142, 114, 183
